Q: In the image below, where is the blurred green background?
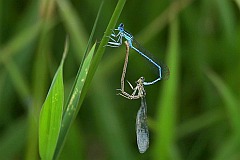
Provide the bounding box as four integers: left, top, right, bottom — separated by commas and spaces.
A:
0, 0, 240, 159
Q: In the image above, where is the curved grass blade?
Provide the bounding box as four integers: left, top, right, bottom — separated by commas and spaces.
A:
77, 0, 127, 110
53, 2, 103, 159
53, 43, 95, 159
39, 37, 69, 160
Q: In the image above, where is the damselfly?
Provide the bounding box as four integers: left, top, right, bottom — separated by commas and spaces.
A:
107, 23, 170, 86
117, 41, 149, 153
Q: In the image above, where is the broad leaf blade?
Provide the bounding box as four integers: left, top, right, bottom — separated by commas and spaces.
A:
39, 66, 64, 160
39, 38, 68, 160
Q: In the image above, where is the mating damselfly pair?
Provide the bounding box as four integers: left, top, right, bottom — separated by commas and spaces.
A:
106, 23, 170, 153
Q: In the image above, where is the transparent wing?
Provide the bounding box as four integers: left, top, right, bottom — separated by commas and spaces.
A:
136, 97, 149, 153
132, 38, 170, 80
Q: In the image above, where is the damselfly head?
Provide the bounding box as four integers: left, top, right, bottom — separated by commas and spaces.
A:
140, 77, 145, 82
118, 23, 124, 31
136, 77, 145, 85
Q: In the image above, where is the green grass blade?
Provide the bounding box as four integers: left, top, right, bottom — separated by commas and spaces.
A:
79, 1, 104, 69
153, 17, 180, 160
79, 0, 126, 107
54, 0, 126, 157
39, 38, 68, 160
53, 2, 104, 157
53, 44, 95, 159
